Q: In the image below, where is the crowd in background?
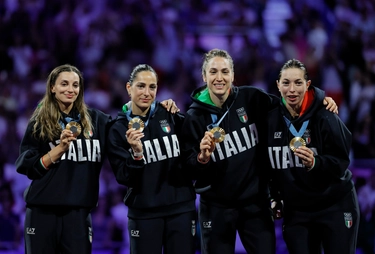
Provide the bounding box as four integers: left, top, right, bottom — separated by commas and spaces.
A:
0, 0, 374, 253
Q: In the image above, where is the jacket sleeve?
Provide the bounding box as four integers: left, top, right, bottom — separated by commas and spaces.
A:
15, 122, 50, 179
172, 112, 185, 138
267, 93, 280, 110
107, 120, 145, 187
313, 111, 352, 178
180, 110, 212, 179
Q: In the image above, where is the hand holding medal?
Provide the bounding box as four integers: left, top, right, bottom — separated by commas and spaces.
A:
60, 125, 78, 151
294, 145, 315, 169
126, 118, 145, 154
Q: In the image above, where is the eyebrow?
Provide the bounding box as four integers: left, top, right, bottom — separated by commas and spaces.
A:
60, 79, 78, 83
282, 78, 302, 81
210, 67, 229, 71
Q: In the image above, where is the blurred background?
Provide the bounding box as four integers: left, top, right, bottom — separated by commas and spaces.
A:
0, 0, 374, 253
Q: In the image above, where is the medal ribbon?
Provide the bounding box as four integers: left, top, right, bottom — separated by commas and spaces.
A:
283, 116, 309, 137
207, 96, 236, 131
209, 110, 229, 130
125, 101, 156, 127
59, 114, 81, 129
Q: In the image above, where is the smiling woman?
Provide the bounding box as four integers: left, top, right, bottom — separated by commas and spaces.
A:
51, 71, 80, 112
106, 64, 196, 254
15, 64, 112, 254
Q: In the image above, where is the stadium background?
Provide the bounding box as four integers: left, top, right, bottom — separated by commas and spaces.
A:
0, 0, 374, 253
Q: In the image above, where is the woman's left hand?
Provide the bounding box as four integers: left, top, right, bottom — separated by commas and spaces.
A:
160, 99, 180, 114
294, 146, 315, 169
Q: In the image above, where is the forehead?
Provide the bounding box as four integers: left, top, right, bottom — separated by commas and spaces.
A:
280, 68, 304, 79
206, 56, 232, 70
57, 71, 79, 81
134, 71, 157, 83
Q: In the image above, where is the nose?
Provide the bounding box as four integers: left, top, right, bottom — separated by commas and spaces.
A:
289, 83, 296, 92
216, 72, 223, 81
67, 84, 74, 92
144, 87, 151, 96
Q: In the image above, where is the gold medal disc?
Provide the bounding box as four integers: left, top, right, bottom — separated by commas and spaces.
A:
210, 127, 225, 143
128, 118, 145, 132
289, 137, 306, 152
66, 121, 82, 137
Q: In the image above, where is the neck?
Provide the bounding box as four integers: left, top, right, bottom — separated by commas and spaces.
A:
209, 89, 230, 108
132, 104, 150, 117
286, 103, 301, 118
59, 103, 74, 115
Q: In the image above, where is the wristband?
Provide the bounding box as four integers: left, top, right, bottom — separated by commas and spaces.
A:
133, 151, 143, 157
132, 149, 144, 160
133, 155, 144, 161
197, 152, 210, 164
40, 157, 49, 170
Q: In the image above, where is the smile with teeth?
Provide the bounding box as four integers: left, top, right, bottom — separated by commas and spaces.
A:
214, 84, 225, 88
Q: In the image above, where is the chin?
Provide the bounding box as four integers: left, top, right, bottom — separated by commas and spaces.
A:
214, 90, 227, 96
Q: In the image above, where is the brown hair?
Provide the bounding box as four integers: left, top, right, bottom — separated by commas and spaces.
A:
278, 59, 309, 81
30, 64, 93, 140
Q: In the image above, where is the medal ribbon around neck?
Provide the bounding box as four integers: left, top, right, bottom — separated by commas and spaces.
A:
283, 116, 309, 152
126, 101, 156, 129
206, 87, 237, 143
283, 116, 309, 137
59, 114, 81, 130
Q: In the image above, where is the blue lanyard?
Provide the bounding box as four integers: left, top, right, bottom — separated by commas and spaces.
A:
59, 114, 81, 130
125, 101, 156, 127
206, 88, 237, 131
283, 116, 309, 137
207, 102, 234, 130
209, 110, 229, 130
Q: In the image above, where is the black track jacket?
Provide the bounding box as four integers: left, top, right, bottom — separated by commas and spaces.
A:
107, 102, 196, 219
181, 85, 277, 208
16, 108, 111, 208
267, 86, 354, 212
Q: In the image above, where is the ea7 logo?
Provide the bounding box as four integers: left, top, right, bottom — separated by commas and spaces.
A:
202, 221, 212, 229
131, 230, 140, 237
274, 132, 282, 139
26, 227, 35, 235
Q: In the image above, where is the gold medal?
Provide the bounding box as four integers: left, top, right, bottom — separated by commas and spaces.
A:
289, 137, 306, 152
210, 127, 225, 143
66, 121, 82, 137
128, 118, 145, 132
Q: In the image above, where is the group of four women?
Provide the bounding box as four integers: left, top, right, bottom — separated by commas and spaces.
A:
16, 48, 359, 254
